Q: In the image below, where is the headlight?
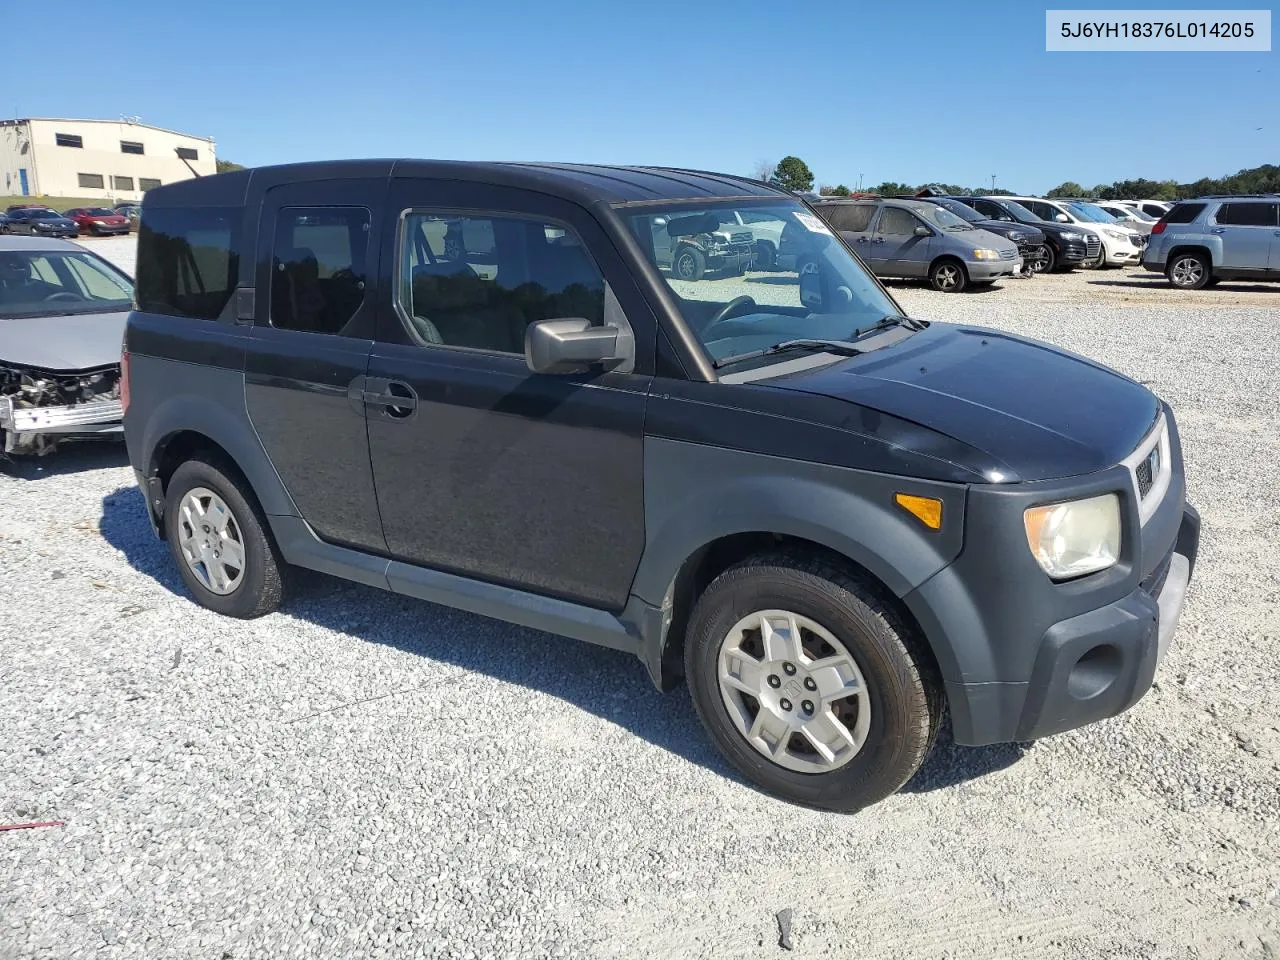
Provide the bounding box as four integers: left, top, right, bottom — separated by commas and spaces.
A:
1024, 493, 1121, 579
970, 248, 1000, 260
1008, 232, 1026, 242
1103, 228, 1126, 240
1060, 231, 1083, 240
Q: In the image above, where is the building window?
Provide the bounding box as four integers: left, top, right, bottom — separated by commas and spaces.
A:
78, 173, 105, 189
56, 133, 84, 148
139, 178, 161, 192
176, 147, 199, 161
113, 176, 135, 191
121, 141, 145, 155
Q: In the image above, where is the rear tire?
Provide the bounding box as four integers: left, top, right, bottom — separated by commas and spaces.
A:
164, 457, 284, 619
1167, 251, 1211, 289
684, 553, 942, 813
929, 258, 967, 293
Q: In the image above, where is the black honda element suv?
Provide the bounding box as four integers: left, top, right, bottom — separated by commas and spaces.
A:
122, 160, 1199, 812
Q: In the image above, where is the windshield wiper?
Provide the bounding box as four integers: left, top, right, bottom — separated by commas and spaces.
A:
713, 338, 866, 370
852, 314, 926, 338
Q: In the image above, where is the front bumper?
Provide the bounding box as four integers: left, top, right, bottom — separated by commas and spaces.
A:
904, 403, 1199, 746
707, 244, 755, 271
967, 256, 1020, 280
1, 397, 123, 444
1056, 239, 1090, 263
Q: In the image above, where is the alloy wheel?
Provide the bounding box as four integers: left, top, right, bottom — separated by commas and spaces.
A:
1170, 256, 1204, 287
717, 609, 871, 774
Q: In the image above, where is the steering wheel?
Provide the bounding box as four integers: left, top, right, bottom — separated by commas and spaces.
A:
702, 296, 758, 336
43, 291, 84, 302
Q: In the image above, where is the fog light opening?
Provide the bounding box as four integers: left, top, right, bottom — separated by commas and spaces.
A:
1066, 644, 1122, 700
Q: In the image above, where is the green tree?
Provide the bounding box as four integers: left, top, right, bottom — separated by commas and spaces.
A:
820, 184, 852, 196
1046, 181, 1087, 198
772, 156, 815, 192
870, 181, 915, 196
216, 159, 245, 173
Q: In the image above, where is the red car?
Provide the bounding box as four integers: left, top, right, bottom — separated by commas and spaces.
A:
61, 207, 131, 237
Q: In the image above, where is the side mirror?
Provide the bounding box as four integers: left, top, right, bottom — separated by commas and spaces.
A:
1054, 213, 1070, 223
525, 317, 634, 375
913, 225, 931, 237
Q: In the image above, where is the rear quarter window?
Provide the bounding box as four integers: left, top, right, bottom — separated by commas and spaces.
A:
135, 207, 241, 320
1162, 203, 1205, 225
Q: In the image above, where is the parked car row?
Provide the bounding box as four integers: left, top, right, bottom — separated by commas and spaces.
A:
1, 201, 140, 236
1140, 194, 1280, 288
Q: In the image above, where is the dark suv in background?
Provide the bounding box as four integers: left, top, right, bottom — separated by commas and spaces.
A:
950, 196, 1099, 272
122, 160, 1198, 814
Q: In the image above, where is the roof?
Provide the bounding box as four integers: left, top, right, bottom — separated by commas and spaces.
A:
143, 159, 790, 208
0, 117, 215, 143
0, 235, 83, 252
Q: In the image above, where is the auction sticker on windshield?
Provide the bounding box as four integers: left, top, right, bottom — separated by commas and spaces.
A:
794, 212, 833, 235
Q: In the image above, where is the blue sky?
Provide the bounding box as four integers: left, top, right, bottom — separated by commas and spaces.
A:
4, 0, 1275, 193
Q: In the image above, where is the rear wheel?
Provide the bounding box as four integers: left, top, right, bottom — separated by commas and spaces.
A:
684, 554, 942, 813
929, 258, 967, 293
1167, 251, 1211, 289
164, 458, 284, 618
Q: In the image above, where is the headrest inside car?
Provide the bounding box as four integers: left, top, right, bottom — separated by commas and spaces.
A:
665, 213, 721, 238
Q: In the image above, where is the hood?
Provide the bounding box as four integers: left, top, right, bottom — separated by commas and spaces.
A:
977, 219, 1046, 243
0, 310, 128, 371
759, 323, 1159, 482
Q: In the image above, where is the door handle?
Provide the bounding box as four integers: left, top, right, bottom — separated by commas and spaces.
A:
855, 236, 868, 242
872, 237, 885, 243
347, 376, 418, 418
1210, 228, 1226, 234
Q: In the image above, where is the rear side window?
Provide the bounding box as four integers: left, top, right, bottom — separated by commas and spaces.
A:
269, 206, 371, 335
1162, 203, 1205, 225
136, 207, 241, 320
396, 211, 605, 354
819, 204, 875, 232
1215, 202, 1279, 227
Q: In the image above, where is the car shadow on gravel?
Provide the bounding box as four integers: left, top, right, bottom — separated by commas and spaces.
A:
1088, 277, 1279, 294
100, 482, 1029, 796
0, 442, 129, 481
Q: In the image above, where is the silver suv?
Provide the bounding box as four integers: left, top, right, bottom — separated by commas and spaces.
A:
1141, 196, 1280, 289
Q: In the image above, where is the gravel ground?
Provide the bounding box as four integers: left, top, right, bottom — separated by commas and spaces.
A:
2, 238, 1278, 959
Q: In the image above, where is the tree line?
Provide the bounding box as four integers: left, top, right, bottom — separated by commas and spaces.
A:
755, 155, 1278, 201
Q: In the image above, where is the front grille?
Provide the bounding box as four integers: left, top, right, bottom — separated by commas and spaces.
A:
729, 231, 752, 245
1130, 234, 1145, 247
999, 249, 1016, 260
1136, 445, 1161, 499
1085, 236, 1102, 257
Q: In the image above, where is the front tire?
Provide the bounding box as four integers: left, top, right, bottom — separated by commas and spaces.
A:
164, 458, 284, 618
1029, 244, 1054, 273
754, 240, 777, 271
929, 258, 967, 293
1167, 251, 1211, 289
672, 246, 706, 282
684, 554, 942, 813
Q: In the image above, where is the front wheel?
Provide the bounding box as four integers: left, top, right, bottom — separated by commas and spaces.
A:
754, 241, 777, 271
672, 246, 706, 282
164, 458, 285, 618
684, 554, 942, 813
929, 259, 967, 293
1028, 244, 1054, 273
1167, 251, 1211, 289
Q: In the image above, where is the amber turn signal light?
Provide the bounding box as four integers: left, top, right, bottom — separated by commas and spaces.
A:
895, 493, 942, 530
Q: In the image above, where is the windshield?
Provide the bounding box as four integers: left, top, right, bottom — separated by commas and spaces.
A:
1066, 201, 1117, 223
28, 210, 59, 219
923, 206, 973, 230
628, 200, 908, 372
1116, 204, 1156, 221
0, 250, 134, 318
936, 199, 983, 223
86, 207, 116, 217
996, 198, 1040, 222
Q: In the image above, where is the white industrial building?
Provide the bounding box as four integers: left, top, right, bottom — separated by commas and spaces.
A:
0, 117, 217, 202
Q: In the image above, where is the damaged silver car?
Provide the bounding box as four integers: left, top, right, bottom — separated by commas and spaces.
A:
0, 236, 132, 456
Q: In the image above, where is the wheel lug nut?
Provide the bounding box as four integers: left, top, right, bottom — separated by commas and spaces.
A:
767, 675, 781, 689
804, 677, 817, 691
780, 699, 792, 712
782, 662, 796, 676
802, 700, 814, 714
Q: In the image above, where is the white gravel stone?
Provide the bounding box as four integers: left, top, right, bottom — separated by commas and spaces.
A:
1, 243, 1277, 958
